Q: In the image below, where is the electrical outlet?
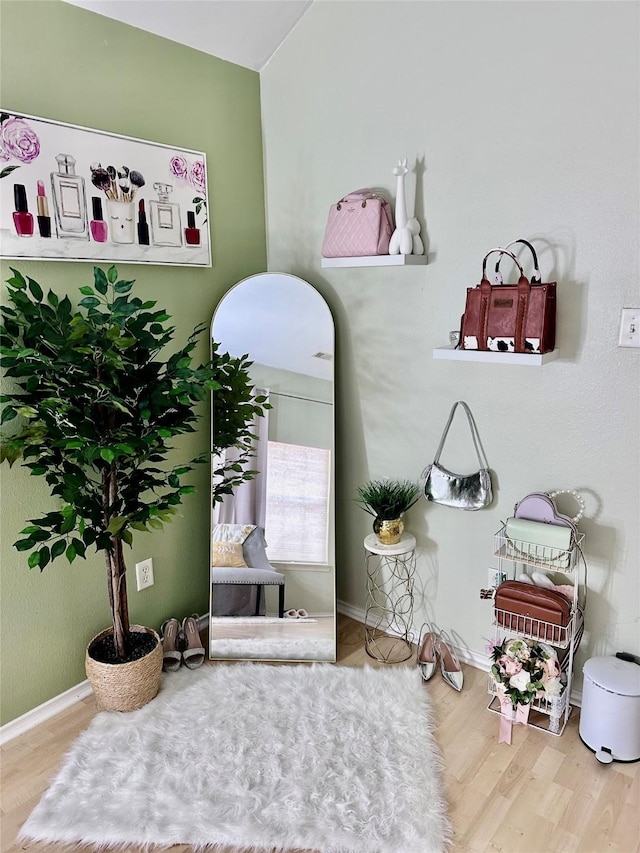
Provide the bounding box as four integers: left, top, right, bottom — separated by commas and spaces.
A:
135, 558, 154, 591
618, 308, 640, 348
488, 568, 507, 588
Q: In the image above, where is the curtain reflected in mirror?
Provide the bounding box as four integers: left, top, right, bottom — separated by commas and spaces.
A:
210, 273, 335, 662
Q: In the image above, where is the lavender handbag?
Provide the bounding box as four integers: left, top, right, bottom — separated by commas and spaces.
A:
321, 188, 394, 258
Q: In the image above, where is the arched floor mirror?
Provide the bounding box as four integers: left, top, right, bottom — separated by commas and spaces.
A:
209, 273, 336, 662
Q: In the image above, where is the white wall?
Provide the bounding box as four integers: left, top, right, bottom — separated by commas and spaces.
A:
260, 1, 640, 688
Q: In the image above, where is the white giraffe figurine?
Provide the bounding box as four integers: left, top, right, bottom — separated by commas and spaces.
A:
389, 158, 424, 255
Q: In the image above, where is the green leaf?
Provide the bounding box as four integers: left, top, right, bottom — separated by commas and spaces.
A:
107, 265, 119, 284
148, 518, 163, 530
1, 407, 17, 424
46, 289, 59, 307
121, 528, 133, 546
106, 516, 126, 534
79, 286, 94, 296
0, 164, 20, 179
66, 543, 77, 563
28, 278, 43, 301
114, 280, 134, 294
65, 439, 85, 449
100, 448, 116, 463
60, 513, 76, 534
71, 537, 86, 558
28, 551, 40, 569
51, 539, 66, 559
38, 546, 50, 570
93, 267, 108, 291
15, 538, 35, 552
79, 297, 100, 309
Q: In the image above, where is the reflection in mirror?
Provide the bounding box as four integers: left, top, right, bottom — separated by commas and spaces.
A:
210, 273, 335, 662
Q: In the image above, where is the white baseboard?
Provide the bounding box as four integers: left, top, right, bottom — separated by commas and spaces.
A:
0, 680, 92, 746
1, 608, 582, 744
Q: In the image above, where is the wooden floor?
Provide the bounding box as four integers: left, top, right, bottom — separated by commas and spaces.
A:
2, 614, 638, 853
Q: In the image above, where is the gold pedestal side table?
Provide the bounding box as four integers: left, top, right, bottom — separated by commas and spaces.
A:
364, 532, 416, 664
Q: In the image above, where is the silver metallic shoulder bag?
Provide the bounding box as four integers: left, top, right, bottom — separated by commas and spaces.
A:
423, 401, 493, 510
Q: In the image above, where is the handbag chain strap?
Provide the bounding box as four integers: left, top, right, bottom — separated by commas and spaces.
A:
433, 401, 490, 470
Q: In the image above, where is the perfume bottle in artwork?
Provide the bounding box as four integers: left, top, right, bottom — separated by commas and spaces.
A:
50, 153, 89, 239
149, 182, 182, 247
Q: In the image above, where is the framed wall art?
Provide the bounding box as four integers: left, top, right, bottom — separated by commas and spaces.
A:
0, 110, 211, 267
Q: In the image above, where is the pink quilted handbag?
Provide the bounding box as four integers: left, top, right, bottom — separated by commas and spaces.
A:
321, 188, 394, 258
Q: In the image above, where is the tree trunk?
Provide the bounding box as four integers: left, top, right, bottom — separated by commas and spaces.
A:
103, 466, 130, 659
105, 538, 130, 659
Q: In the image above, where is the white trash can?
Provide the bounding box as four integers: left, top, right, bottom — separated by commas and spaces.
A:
579, 656, 640, 763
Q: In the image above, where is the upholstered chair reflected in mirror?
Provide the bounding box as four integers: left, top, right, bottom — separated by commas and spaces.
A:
211, 526, 285, 618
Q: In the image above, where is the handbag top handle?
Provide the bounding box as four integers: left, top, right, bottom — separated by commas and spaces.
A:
481, 248, 528, 285
494, 239, 541, 284
433, 401, 490, 470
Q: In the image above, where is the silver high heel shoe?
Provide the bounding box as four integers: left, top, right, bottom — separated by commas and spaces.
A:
416, 623, 439, 682
438, 630, 463, 692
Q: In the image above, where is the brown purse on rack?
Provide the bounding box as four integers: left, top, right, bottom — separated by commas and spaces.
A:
460, 240, 556, 354
494, 581, 572, 645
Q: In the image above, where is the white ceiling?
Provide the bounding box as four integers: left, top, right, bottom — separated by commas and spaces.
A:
63, 0, 313, 71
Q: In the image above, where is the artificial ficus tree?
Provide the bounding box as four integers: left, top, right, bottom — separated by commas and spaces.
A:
0, 265, 266, 661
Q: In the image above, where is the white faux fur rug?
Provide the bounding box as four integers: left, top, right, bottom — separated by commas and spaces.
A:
20, 664, 450, 853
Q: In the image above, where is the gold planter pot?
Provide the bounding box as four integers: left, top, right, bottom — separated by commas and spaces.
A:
373, 517, 404, 545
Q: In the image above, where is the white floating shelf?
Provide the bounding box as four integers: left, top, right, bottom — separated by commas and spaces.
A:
321, 254, 428, 268
433, 345, 559, 366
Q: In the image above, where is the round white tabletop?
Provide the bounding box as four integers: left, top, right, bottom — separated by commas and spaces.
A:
363, 532, 416, 557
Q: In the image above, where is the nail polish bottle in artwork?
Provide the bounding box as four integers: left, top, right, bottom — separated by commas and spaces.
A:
184, 211, 200, 246
13, 183, 34, 236
90, 196, 108, 243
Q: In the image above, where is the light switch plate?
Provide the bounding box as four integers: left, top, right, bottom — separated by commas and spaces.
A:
618, 308, 640, 348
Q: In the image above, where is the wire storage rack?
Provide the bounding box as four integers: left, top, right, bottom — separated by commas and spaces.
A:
486, 525, 585, 737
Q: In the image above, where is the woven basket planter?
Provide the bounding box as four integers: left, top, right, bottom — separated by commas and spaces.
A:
85, 624, 163, 712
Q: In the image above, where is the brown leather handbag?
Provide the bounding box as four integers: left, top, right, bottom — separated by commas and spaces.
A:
494, 581, 572, 645
460, 241, 556, 354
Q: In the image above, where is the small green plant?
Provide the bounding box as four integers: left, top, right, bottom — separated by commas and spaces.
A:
0, 265, 267, 661
356, 479, 421, 520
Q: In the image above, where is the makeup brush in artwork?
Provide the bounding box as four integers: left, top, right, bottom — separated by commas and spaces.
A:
90, 163, 145, 244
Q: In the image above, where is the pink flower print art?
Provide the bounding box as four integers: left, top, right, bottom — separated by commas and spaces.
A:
167, 154, 208, 224
0, 114, 41, 179
189, 160, 206, 195
169, 155, 189, 183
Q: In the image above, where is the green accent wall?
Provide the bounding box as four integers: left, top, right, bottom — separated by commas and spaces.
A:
0, 0, 267, 724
